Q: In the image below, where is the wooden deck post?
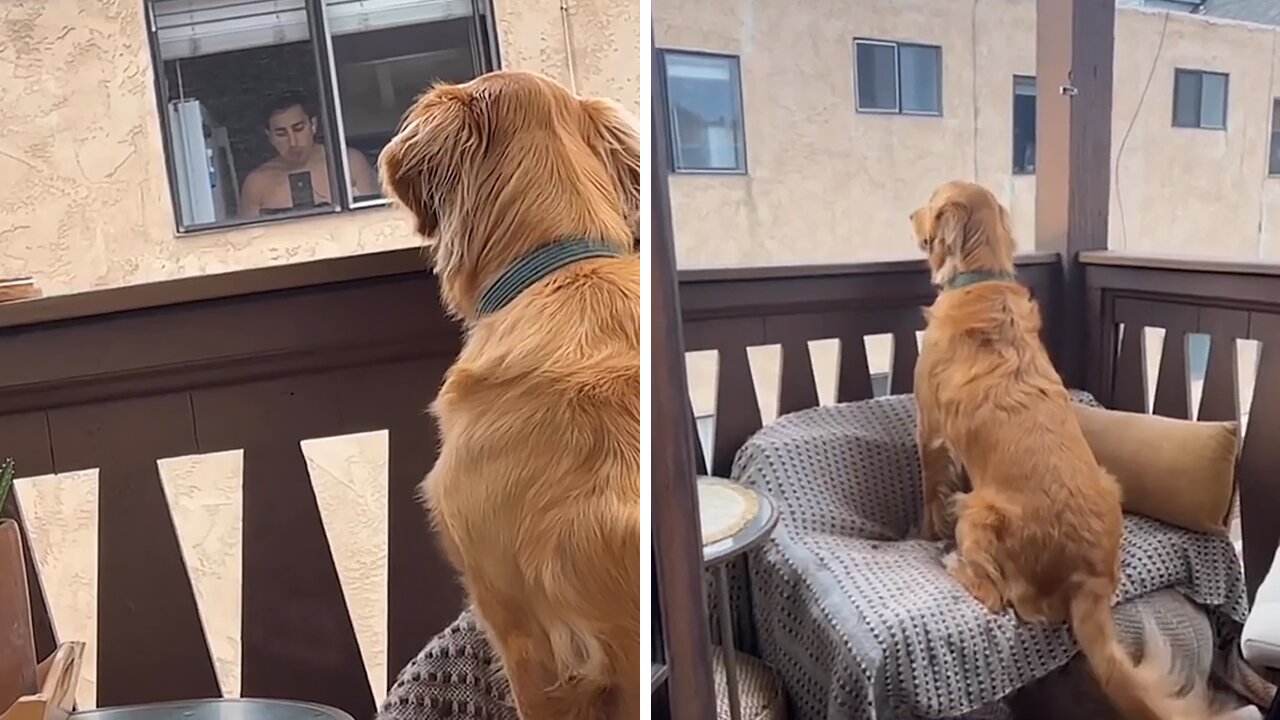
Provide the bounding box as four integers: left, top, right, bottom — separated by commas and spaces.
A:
1035, 0, 1116, 391
649, 36, 718, 720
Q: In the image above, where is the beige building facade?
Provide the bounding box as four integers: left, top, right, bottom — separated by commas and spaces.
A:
656, 0, 1280, 269
0, 0, 638, 296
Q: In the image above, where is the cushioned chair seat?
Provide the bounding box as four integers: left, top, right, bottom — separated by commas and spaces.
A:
729, 393, 1250, 720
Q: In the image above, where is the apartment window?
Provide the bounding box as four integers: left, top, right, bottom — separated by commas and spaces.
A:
1172, 69, 1228, 130
854, 40, 942, 115
663, 51, 747, 173
147, 0, 496, 232
1012, 76, 1036, 174
1270, 99, 1280, 176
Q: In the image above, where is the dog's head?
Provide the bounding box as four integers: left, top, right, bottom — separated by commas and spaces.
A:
378, 70, 640, 315
910, 181, 1017, 288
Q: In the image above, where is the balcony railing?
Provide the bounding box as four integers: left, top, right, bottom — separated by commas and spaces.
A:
0, 249, 462, 717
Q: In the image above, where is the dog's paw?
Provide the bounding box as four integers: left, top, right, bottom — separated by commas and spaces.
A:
941, 549, 961, 573
948, 558, 1005, 614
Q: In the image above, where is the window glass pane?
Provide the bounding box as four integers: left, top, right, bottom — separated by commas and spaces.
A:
323, 0, 484, 203
899, 44, 941, 114
1012, 76, 1036, 173
1271, 101, 1280, 175
1173, 70, 1202, 128
665, 53, 745, 172
154, 0, 337, 227
1200, 72, 1227, 129
855, 42, 898, 111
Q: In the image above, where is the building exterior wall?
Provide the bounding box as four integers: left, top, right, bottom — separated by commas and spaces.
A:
0, 0, 639, 296
656, 0, 1280, 269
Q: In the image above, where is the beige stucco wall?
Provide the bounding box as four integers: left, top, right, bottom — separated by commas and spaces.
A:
656, 0, 1280, 269
0, 0, 638, 296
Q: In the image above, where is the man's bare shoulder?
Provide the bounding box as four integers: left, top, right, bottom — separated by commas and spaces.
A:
245, 161, 287, 183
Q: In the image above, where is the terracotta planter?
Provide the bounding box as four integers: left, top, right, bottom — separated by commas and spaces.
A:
0, 518, 38, 712
0, 278, 40, 304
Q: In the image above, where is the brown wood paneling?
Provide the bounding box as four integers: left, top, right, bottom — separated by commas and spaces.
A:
1152, 310, 1196, 421
1084, 254, 1280, 601
1240, 312, 1280, 604
765, 313, 824, 417
678, 262, 1054, 477
190, 374, 370, 718
711, 346, 763, 479
890, 329, 919, 396
835, 334, 875, 403
0, 520, 37, 711
1197, 308, 1248, 423
689, 409, 708, 477
0, 244, 467, 711
1111, 323, 1147, 414
0, 272, 452, 416
331, 358, 463, 682
0, 412, 56, 660
1035, 0, 1115, 388
1112, 300, 1198, 419
0, 249, 426, 332
650, 40, 717, 720
777, 340, 819, 416
47, 394, 217, 706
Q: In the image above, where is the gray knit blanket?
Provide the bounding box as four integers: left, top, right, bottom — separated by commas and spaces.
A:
732, 392, 1250, 720
379, 609, 516, 720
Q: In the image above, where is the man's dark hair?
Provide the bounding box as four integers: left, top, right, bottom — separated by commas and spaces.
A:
262, 90, 312, 127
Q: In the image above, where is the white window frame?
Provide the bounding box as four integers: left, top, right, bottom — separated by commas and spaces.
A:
853, 38, 942, 117
661, 49, 749, 175
1172, 67, 1229, 131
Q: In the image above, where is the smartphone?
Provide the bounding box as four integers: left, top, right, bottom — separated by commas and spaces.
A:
288, 171, 315, 209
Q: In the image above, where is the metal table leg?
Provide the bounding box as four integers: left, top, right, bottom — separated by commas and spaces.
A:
716, 564, 742, 720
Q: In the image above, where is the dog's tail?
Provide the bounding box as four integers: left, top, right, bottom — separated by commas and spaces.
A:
1069, 577, 1215, 720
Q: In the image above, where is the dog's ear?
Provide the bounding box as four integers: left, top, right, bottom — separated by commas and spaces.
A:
580, 97, 640, 241
379, 86, 482, 239
932, 200, 971, 254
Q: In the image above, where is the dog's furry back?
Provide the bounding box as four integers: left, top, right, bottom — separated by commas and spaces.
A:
427, 254, 640, 688
379, 70, 640, 719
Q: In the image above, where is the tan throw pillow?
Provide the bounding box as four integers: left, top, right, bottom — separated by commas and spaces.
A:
1072, 403, 1239, 535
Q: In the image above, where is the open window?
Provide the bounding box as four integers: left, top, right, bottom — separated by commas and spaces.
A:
147, 0, 498, 232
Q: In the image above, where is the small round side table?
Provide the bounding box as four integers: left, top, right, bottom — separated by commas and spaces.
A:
69, 698, 355, 720
698, 477, 780, 720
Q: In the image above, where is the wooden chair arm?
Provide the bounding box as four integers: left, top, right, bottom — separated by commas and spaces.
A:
0, 642, 85, 720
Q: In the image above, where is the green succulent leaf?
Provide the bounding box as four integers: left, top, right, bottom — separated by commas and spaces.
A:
0, 458, 14, 514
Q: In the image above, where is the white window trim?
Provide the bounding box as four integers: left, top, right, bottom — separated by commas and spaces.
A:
1173, 68, 1229, 131
662, 50, 748, 175
853, 39, 942, 117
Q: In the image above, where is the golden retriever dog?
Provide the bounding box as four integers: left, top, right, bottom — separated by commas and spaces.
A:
910, 180, 1219, 720
379, 70, 639, 719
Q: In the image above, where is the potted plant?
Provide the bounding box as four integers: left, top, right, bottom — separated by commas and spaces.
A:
0, 458, 14, 520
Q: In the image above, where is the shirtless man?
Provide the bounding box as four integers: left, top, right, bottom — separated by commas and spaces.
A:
239, 91, 378, 218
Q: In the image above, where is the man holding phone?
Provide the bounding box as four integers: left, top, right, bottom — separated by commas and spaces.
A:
238, 90, 378, 218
